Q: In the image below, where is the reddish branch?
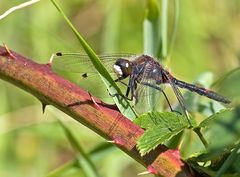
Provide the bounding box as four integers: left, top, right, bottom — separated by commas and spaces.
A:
0, 46, 196, 177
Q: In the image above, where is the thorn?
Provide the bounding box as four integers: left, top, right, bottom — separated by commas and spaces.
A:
47, 53, 55, 66
137, 171, 151, 175
138, 165, 157, 175
107, 140, 116, 143
3, 43, 15, 58
107, 136, 125, 146
177, 139, 184, 150
3, 43, 10, 54
42, 102, 48, 114
88, 91, 102, 110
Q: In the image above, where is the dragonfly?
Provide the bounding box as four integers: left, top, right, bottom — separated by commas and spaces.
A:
52, 53, 231, 123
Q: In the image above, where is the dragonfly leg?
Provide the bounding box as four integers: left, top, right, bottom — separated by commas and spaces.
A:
109, 92, 133, 101
131, 80, 139, 104
112, 77, 138, 103
113, 78, 133, 101
140, 82, 179, 113
114, 79, 128, 86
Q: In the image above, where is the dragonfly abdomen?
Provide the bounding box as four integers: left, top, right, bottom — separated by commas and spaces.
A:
174, 78, 231, 104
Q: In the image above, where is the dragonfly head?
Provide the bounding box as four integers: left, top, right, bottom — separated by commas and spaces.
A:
113, 58, 132, 79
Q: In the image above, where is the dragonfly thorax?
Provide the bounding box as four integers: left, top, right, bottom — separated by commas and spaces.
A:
113, 58, 132, 79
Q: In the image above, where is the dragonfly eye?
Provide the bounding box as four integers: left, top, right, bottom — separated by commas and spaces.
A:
113, 59, 132, 79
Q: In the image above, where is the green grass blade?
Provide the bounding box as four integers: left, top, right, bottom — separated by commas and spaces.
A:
143, 0, 160, 57
50, 0, 137, 119
58, 120, 100, 177
212, 67, 240, 87
101, 0, 122, 53
168, 0, 179, 58
46, 160, 77, 177
161, 0, 168, 60
46, 143, 115, 177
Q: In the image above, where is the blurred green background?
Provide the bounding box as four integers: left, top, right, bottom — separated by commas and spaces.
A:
0, 0, 239, 177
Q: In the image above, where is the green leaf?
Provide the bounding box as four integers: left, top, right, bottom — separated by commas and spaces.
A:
50, 0, 137, 119
58, 120, 100, 177
188, 108, 240, 163
215, 145, 240, 177
187, 144, 240, 177
204, 107, 240, 150
199, 109, 232, 129
212, 67, 240, 105
134, 112, 191, 156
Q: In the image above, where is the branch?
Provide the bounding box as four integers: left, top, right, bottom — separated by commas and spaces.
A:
0, 46, 195, 177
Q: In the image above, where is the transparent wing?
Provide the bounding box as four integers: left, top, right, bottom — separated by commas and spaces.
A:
52, 53, 136, 73
133, 67, 164, 114
51, 53, 136, 104
162, 70, 191, 124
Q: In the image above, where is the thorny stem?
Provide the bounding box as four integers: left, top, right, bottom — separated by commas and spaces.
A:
0, 46, 196, 177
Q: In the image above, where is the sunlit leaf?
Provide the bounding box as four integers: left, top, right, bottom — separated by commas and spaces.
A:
134, 112, 191, 156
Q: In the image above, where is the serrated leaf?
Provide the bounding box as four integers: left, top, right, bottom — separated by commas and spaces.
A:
134, 112, 190, 156
134, 112, 195, 128
137, 125, 184, 156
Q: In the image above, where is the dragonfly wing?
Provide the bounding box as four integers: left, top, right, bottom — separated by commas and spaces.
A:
52, 53, 119, 73
162, 70, 191, 124
51, 53, 136, 104
133, 67, 164, 114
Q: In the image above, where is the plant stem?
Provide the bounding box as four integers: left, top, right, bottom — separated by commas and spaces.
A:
194, 127, 208, 149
